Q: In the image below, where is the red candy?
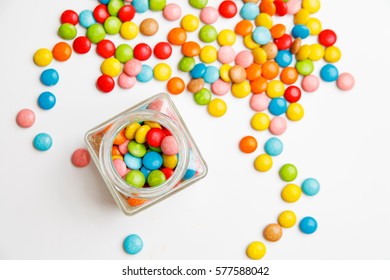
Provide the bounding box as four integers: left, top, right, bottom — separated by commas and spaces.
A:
318, 29, 337, 47
133, 43, 152, 61
73, 36, 92, 54
154, 42, 172, 60
218, 1, 237, 18
118, 5, 136, 22
274, 0, 288, 16
160, 167, 174, 180
284, 86, 301, 103
274, 33, 292, 50
93, 4, 110, 24
96, 74, 115, 93
71, 148, 91, 168
61, 10, 79, 25
146, 128, 166, 147
96, 39, 116, 58
162, 126, 172, 136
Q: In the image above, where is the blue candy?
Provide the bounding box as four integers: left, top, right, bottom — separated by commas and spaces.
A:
142, 151, 163, 170
33, 133, 52, 151
275, 50, 293, 68
190, 63, 207, 79
132, 0, 149, 13
183, 169, 196, 180
79, 10, 96, 28
183, 150, 197, 180
252, 27, 271, 45
299, 217, 318, 234
292, 24, 310, 39
99, 0, 110, 4
301, 178, 320, 196
203, 66, 220, 84
140, 166, 151, 179
268, 97, 287, 116
320, 64, 339, 82
136, 65, 153, 82
123, 234, 143, 255
38, 91, 56, 110
124, 153, 142, 169
264, 137, 284, 157
40, 68, 59, 86
240, 3, 259, 20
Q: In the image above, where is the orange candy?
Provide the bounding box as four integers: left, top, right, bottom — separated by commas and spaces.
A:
235, 20, 253, 36
260, 0, 276, 16
128, 197, 147, 207
270, 24, 286, 39
113, 129, 127, 145
181, 41, 201, 57
52, 42, 72, 61
261, 61, 280, 80
112, 145, 122, 156
167, 27, 187, 45
239, 136, 258, 153
167, 77, 185, 95
250, 77, 268, 94
280, 67, 299, 85
245, 63, 262, 81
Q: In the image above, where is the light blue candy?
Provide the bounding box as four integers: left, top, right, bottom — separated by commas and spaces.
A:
264, 137, 283, 157
275, 50, 293, 68
292, 24, 310, 39
203, 66, 220, 84
124, 153, 142, 169
79, 10, 96, 28
240, 2, 259, 20
123, 234, 143, 255
190, 63, 207, 79
132, 0, 149, 13
33, 133, 52, 151
142, 151, 163, 170
268, 98, 287, 116
136, 65, 153, 82
252, 27, 271, 45
38, 91, 56, 110
320, 64, 339, 82
301, 178, 320, 196
299, 217, 318, 234
40, 68, 59, 86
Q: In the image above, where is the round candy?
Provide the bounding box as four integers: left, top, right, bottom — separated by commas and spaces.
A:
246, 63, 262, 81
123, 234, 143, 255
182, 41, 201, 57
190, 63, 206, 78
87, 23, 106, 44
203, 66, 220, 84
217, 46, 235, 64
296, 44, 311, 60
168, 27, 187, 45
264, 137, 283, 156
229, 65, 246, 84
278, 210, 297, 228
113, 159, 127, 177
124, 153, 143, 171
149, 0, 166, 11
200, 45, 217, 64
302, 75, 320, 92
61, 10, 78, 25
161, 135, 179, 155
181, 14, 199, 32
163, 3, 182, 21
281, 184, 302, 203
262, 61, 279, 80
93, 4, 109, 23
154, 42, 172, 59
263, 223, 283, 242
33, 48, 52, 67
279, 163, 298, 182
161, 167, 174, 180
136, 65, 154, 82
108, 0, 124, 16
118, 73, 136, 89
167, 77, 185, 95
301, 178, 320, 196
246, 241, 266, 260
103, 16, 122, 35
309, 43, 325, 61
58, 23, 77, 40
200, 6, 219, 24
73, 36, 92, 54
211, 79, 230, 96
115, 44, 134, 63
189, 0, 208, 9
33, 133, 53, 151
125, 123, 141, 140
280, 67, 298, 85
239, 136, 257, 153
133, 43, 151, 61
324, 46, 341, 63
179, 57, 196, 72
96, 74, 115, 93
208, 98, 227, 117
266, 80, 285, 98
275, 50, 292, 68
268, 98, 287, 116
274, 0, 288, 16
217, 29, 236, 46
235, 50, 253, 68
40, 68, 59, 86
38, 91, 56, 110
140, 18, 159, 36
292, 24, 310, 39
337, 73, 355, 91
286, 103, 304, 121
146, 128, 165, 147
101, 57, 122, 77
235, 19, 253, 36
52, 42, 72, 61
199, 25, 217, 43
252, 26, 271, 45
142, 151, 163, 170
148, 170, 166, 187
318, 29, 337, 46
128, 141, 147, 158
194, 88, 212, 105
295, 59, 314, 76
320, 64, 339, 82
254, 154, 273, 172
154, 63, 172, 81
135, 125, 151, 144
16, 109, 35, 128
294, 8, 310, 25
118, 5, 136, 22
96, 39, 116, 58
274, 34, 292, 50
250, 93, 269, 111
262, 42, 278, 60
71, 148, 91, 168
132, 0, 149, 13
284, 86, 301, 103
270, 23, 286, 39
251, 112, 270, 131
269, 116, 287, 135
162, 154, 177, 169
306, 17, 322, 35
299, 217, 318, 234
187, 78, 205, 93
240, 3, 260, 20
120, 21, 139, 40
290, 38, 302, 54
255, 13, 273, 29
231, 81, 251, 98
219, 1, 237, 18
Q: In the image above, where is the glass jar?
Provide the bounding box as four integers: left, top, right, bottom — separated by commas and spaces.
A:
85, 93, 208, 215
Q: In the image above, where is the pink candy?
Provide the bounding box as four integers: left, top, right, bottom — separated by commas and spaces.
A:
113, 158, 127, 177
163, 3, 182, 21
16, 108, 35, 128
337, 73, 355, 91
217, 46, 236, 64
124, 59, 142, 77
250, 94, 269, 112
211, 79, 230, 96
269, 117, 287, 135
161, 135, 179, 156
118, 73, 136, 89
118, 140, 130, 155
235, 50, 254, 68
71, 148, 91, 168
200, 7, 219, 24
287, 0, 302, 15
301, 75, 320, 93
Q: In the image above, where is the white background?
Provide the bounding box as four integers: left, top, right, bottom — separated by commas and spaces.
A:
0, 0, 389, 260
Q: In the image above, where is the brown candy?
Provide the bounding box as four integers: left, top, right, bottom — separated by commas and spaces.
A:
290, 38, 302, 55
139, 18, 159, 36
229, 65, 247, 84
263, 223, 283, 242
262, 42, 278, 60
187, 78, 204, 93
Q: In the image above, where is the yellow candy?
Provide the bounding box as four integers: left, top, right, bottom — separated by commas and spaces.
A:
278, 210, 297, 228
101, 57, 122, 77
302, 0, 321, 14
162, 154, 178, 169
251, 112, 270, 131
220, 64, 232, 82
33, 48, 53, 67
296, 44, 311, 61
309, 43, 325, 61
281, 184, 302, 203
246, 241, 266, 260
180, 14, 199, 32
231, 81, 251, 98
252, 47, 267, 64
125, 122, 141, 140
120, 21, 139, 40
154, 63, 172, 81
306, 18, 322, 35
324, 46, 342, 63
112, 155, 124, 161
294, 9, 310, 25
200, 45, 217, 64
243, 34, 260, 49
207, 98, 227, 117
217, 29, 236, 46
143, 121, 162, 129
135, 125, 151, 144
266, 80, 285, 98
254, 154, 273, 172
286, 103, 304, 121
255, 13, 273, 29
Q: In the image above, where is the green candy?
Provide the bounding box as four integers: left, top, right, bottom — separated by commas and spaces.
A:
108, 0, 124, 16
115, 44, 134, 63
178, 56, 196, 72
189, 0, 208, 9
149, 146, 162, 153
147, 170, 166, 187
295, 59, 314, 76
125, 170, 146, 188
279, 163, 298, 182
104, 16, 122, 35
199, 25, 218, 43
128, 140, 147, 158
149, 0, 166, 11
58, 23, 77, 40
87, 23, 106, 44
194, 88, 212, 105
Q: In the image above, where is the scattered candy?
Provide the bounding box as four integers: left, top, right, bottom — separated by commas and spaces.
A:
279, 163, 298, 182
71, 148, 91, 167
40, 68, 59, 86
264, 137, 283, 156
299, 216, 318, 234
301, 178, 320, 196
38, 91, 56, 110
263, 223, 283, 242
278, 210, 297, 228
123, 234, 143, 255
16, 109, 35, 128
281, 183, 302, 203
33, 133, 53, 151
246, 241, 266, 260
239, 136, 258, 153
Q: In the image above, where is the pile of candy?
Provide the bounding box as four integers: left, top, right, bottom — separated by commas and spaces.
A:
16, 0, 355, 259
